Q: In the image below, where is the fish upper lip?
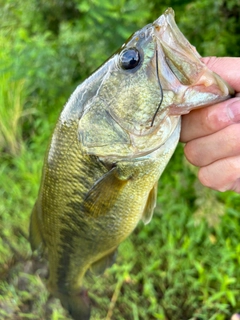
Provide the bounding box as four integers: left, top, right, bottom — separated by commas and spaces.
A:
153, 7, 175, 29
153, 8, 201, 59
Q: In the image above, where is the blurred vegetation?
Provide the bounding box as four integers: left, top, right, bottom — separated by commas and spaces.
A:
0, 0, 240, 319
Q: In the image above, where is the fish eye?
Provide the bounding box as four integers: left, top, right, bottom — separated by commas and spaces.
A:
119, 48, 140, 70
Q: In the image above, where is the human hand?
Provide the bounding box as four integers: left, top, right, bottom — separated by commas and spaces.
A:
180, 57, 240, 193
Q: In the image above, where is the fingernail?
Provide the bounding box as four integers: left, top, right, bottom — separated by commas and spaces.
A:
227, 98, 240, 123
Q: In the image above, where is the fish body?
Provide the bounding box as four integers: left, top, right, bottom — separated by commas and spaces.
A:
30, 8, 233, 320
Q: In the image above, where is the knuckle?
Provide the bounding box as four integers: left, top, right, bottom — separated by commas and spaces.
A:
203, 107, 217, 132
198, 164, 227, 192
225, 124, 240, 151
203, 106, 225, 133
198, 157, 240, 193
184, 142, 198, 165
198, 167, 212, 188
233, 178, 240, 193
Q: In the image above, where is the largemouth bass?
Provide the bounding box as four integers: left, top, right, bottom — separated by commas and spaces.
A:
29, 8, 234, 320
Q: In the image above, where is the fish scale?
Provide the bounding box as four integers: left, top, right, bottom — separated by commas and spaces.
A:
30, 8, 234, 320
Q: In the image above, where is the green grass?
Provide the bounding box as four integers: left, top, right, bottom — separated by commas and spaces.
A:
0, 73, 25, 156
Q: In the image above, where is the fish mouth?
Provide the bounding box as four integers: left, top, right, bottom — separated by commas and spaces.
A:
153, 8, 201, 62
152, 8, 234, 116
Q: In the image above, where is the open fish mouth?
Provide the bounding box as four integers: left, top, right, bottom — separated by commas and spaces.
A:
152, 8, 234, 116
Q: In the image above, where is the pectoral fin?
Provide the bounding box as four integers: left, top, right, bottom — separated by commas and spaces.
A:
90, 249, 118, 275
141, 182, 158, 225
83, 167, 128, 218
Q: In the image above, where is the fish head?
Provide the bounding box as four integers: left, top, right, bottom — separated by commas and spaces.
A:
77, 8, 233, 160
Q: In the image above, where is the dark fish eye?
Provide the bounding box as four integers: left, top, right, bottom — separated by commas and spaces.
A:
119, 48, 140, 70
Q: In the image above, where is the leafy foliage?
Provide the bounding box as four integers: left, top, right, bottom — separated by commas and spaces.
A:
0, 0, 240, 319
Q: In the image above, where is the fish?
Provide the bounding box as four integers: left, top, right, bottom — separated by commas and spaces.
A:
29, 8, 234, 320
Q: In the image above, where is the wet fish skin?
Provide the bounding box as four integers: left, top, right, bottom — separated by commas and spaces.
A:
29, 8, 233, 320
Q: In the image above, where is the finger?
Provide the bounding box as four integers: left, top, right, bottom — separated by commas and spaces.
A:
180, 97, 240, 142
201, 57, 240, 92
198, 155, 240, 193
184, 123, 240, 166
